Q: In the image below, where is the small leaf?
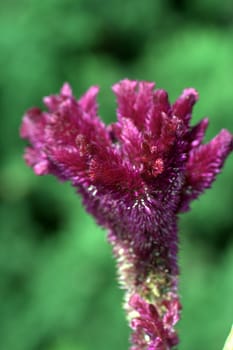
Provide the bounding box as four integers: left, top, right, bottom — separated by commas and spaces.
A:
223, 326, 233, 350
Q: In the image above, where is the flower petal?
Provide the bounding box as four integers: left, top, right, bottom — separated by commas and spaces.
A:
180, 129, 233, 211
172, 88, 199, 125
112, 79, 155, 130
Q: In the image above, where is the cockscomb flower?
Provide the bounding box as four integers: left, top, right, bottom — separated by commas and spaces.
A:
20, 80, 232, 350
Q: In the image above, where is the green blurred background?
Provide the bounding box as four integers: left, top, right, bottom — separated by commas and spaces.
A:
0, 0, 233, 349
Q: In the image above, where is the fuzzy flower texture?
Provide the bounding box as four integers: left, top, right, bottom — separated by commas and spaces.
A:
20, 80, 232, 350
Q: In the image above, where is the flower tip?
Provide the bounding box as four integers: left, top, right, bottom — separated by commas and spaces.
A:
202, 117, 209, 127
61, 83, 73, 96
112, 79, 137, 94
20, 121, 28, 139
216, 129, 233, 154
173, 88, 199, 123
33, 160, 49, 175
89, 85, 100, 94
182, 88, 199, 103
20, 108, 42, 139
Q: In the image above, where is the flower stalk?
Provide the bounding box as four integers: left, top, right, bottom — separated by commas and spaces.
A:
20, 80, 232, 349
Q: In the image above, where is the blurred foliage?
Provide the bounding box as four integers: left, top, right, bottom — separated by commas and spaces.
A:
0, 0, 233, 349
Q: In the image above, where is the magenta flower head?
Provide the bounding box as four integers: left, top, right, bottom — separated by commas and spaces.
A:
20, 80, 232, 349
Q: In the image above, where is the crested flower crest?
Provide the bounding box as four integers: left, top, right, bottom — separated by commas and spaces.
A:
20, 80, 233, 349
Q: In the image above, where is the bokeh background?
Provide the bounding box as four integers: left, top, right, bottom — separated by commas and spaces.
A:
0, 1, 233, 349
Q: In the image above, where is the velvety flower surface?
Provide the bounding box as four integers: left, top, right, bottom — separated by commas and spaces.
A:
20, 80, 232, 350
